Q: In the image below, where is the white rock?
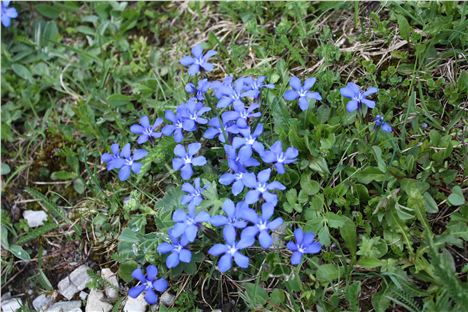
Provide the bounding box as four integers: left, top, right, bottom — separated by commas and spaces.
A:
33, 294, 54, 311
100, 269, 119, 301
1, 298, 22, 312
23, 210, 48, 227
79, 292, 88, 300
45, 301, 81, 312
160, 291, 175, 306
85, 289, 112, 312
58, 265, 91, 300
123, 294, 147, 312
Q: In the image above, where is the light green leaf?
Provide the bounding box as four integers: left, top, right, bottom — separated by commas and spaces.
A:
448, 186, 465, 206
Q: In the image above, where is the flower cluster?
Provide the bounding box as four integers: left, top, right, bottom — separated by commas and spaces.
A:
1, 0, 18, 28
104, 44, 324, 305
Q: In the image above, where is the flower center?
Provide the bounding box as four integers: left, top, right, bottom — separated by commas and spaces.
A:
298, 89, 307, 97
145, 281, 153, 289
125, 159, 134, 166
186, 217, 194, 225
174, 245, 183, 253
235, 172, 243, 180
257, 221, 267, 231
257, 183, 267, 193
240, 110, 249, 119
246, 136, 255, 145
190, 113, 198, 120
195, 57, 203, 65
184, 155, 192, 164
228, 245, 237, 255
298, 245, 305, 254
277, 153, 286, 163
144, 127, 153, 135
176, 120, 183, 129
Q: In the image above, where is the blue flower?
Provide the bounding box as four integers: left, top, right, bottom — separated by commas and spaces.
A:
287, 228, 321, 265
211, 76, 234, 99
215, 78, 249, 109
243, 76, 274, 98
180, 44, 217, 76
222, 103, 261, 130
181, 177, 208, 210
171, 208, 210, 242
241, 202, 283, 249
172, 143, 207, 180
157, 232, 192, 269
203, 117, 227, 143
130, 116, 163, 144
243, 168, 286, 205
340, 82, 378, 112
283, 76, 322, 111
101, 143, 121, 170
128, 265, 168, 305
162, 107, 196, 143
108, 143, 148, 181
210, 199, 248, 231
232, 123, 265, 161
374, 115, 392, 133
185, 79, 210, 101
224, 144, 259, 172
208, 226, 254, 273
179, 98, 211, 126
261, 141, 298, 174
1, 1, 18, 28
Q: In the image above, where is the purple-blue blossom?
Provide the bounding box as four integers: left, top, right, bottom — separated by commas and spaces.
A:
172, 143, 207, 180
283, 76, 322, 111
128, 265, 168, 305
243, 76, 274, 99
287, 228, 321, 265
179, 98, 211, 126
222, 103, 261, 130
374, 115, 392, 133
203, 117, 227, 143
208, 226, 254, 273
225, 144, 259, 173
157, 232, 192, 269
180, 44, 217, 76
107, 143, 148, 181
185, 79, 210, 101
215, 78, 249, 109
181, 177, 208, 210
130, 116, 163, 144
243, 168, 286, 205
232, 123, 265, 161
340, 82, 378, 112
162, 106, 196, 143
101, 143, 121, 170
171, 208, 210, 242
261, 141, 298, 174
241, 203, 283, 249
210, 199, 248, 231
1, 1, 18, 28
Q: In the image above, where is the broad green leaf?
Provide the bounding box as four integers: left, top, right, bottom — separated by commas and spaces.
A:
372, 146, 386, 173
242, 283, 268, 308
316, 264, 344, 282
107, 94, 132, 107
11, 64, 33, 82
340, 219, 357, 258
448, 186, 465, 206
423, 192, 439, 213
73, 178, 85, 194
397, 15, 411, 40
300, 174, 320, 195
50, 170, 76, 180
118, 261, 138, 283
36, 4, 61, 18
9, 244, 31, 260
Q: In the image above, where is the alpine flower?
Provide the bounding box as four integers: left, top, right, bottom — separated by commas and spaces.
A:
261, 141, 298, 174
181, 177, 208, 210
232, 123, 265, 161
243, 76, 274, 99
107, 143, 148, 181
243, 168, 286, 205
130, 115, 163, 144
283, 76, 322, 111
185, 79, 210, 101
128, 265, 168, 305
171, 208, 210, 242
287, 228, 322, 265
222, 103, 261, 130
180, 44, 217, 76
241, 203, 283, 249
210, 199, 248, 231
203, 117, 227, 143
340, 82, 378, 112
101, 143, 121, 170
157, 232, 192, 269
208, 226, 254, 273
172, 143, 207, 180
374, 115, 392, 133
162, 107, 196, 143
179, 98, 211, 126
215, 78, 248, 109
1, 1, 18, 28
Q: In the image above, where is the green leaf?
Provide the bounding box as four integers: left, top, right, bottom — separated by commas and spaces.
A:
326, 212, 347, 228
118, 261, 138, 283
73, 178, 85, 194
36, 4, 61, 18
50, 170, 76, 180
340, 219, 357, 258
11, 64, 33, 82
16, 223, 60, 245
270, 289, 285, 305
1, 163, 10, 175
9, 244, 31, 260
107, 94, 132, 107
423, 192, 439, 213
242, 283, 268, 308
372, 146, 386, 173
397, 15, 411, 40
300, 174, 320, 195
309, 157, 330, 176
316, 264, 344, 282
448, 186, 465, 206
356, 167, 387, 184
